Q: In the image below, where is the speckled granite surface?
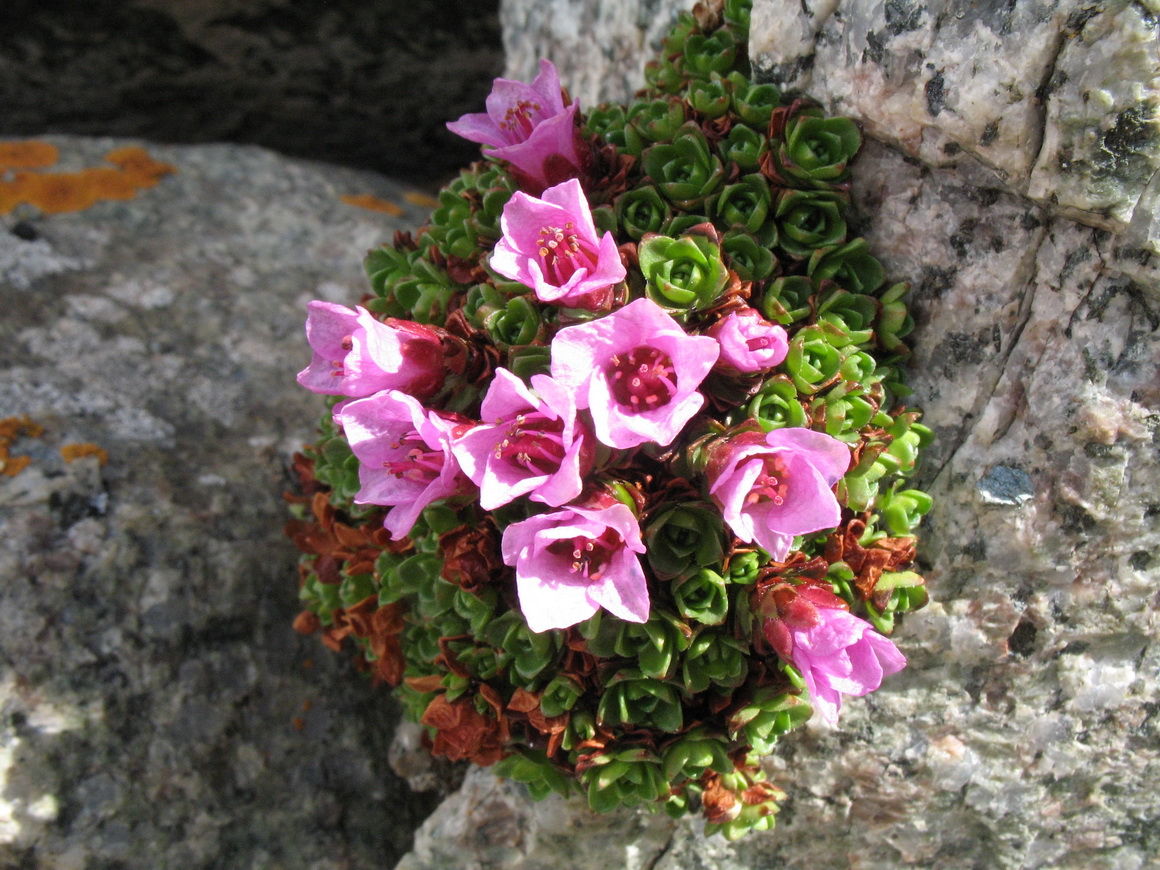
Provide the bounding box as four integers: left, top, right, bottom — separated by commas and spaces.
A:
0, 139, 442, 869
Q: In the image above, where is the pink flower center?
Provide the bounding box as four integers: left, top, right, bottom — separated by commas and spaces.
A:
746, 335, 775, 352
747, 455, 790, 506
546, 527, 622, 582
607, 346, 677, 413
492, 412, 567, 475
382, 431, 444, 482
502, 100, 541, 138
537, 222, 599, 285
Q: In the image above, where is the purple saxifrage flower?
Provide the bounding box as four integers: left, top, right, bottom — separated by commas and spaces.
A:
336, 390, 471, 540
446, 59, 584, 192
707, 427, 850, 560
760, 584, 906, 726
550, 297, 719, 449
490, 178, 626, 309
501, 501, 649, 632
451, 368, 593, 510
706, 307, 789, 373
297, 301, 444, 400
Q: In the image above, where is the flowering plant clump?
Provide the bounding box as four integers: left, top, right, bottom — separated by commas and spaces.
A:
287, 0, 933, 841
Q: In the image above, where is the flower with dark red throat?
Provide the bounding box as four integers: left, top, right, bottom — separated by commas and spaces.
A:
336, 390, 472, 540
451, 368, 593, 510
549, 297, 719, 449
706, 307, 789, 374
500, 497, 649, 632
297, 301, 444, 400
706, 427, 850, 561
490, 178, 626, 309
758, 581, 906, 725
446, 59, 585, 192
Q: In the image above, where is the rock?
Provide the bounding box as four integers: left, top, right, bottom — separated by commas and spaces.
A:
748, 0, 1160, 235
499, 0, 689, 107
0, 138, 443, 868
400, 1, 1159, 868
0, 1, 503, 182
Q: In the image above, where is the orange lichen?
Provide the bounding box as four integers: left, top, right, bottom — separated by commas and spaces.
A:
61, 443, 110, 466
17, 172, 100, 214
0, 140, 59, 171
82, 167, 143, 201
0, 142, 177, 216
103, 146, 177, 186
1, 456, 32, 477
340, 193, 404, 215
0, 415, 44, 477
404, 190, 440, 209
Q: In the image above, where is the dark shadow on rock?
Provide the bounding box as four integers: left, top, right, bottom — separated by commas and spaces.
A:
0, 0, 503, 184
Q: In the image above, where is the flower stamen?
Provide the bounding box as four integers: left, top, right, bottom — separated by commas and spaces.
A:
607, 346, 678, 414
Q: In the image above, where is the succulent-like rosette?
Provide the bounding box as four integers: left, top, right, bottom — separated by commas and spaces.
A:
764, 102, 862, 189
642, 123, 725, 210
643, 501, 724, 578
490, 178, 626, 309
575, 746, 667, 813
775, 189, 848, 260
720, 229, 776, 281
638, 225, 730, 315
623, 98, 687, 155
758, 583, 906, 725
550, 297, 719, 449
706, 307, 789, 374
337, 391, 472, 540
711, 174, 776, 245
706, 427, 850, 560
451, 368, 592, 510
297, 302, 444, 399
500, 500, 649, 632
614, 186, 672, 241
727, 71, 780, 127
446, 59, 585, 191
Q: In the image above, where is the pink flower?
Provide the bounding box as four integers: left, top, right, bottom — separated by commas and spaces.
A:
707, 427, 850, 560
490, 179, 625, 309
550, 298, 719, 449
336, 391, 472, 540
761, 586, 906, 725
501, 500, 649, 632
297, 301, 444, 400
706, 307, 789, 373
450, 368, 593, 510
446, 59, 585, 192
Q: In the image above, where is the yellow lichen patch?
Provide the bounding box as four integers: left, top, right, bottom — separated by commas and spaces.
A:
61, 443, 110, 466
0, 140, 59, 172
403, 191, 440, 209
0, 142, 178, 215
0, 415, 44, 477
340, 193, 404, 216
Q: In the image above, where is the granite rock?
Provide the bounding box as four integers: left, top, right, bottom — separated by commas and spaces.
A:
396, 2, 1159, 868
0, 138, 443, 868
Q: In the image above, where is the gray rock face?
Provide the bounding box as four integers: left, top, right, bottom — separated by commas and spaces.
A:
0, 1, 503, 182
0, 139, 442, 868
397, 1, 1158, 868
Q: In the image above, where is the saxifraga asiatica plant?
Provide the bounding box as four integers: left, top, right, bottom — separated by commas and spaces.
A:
286, 0, 933, 841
